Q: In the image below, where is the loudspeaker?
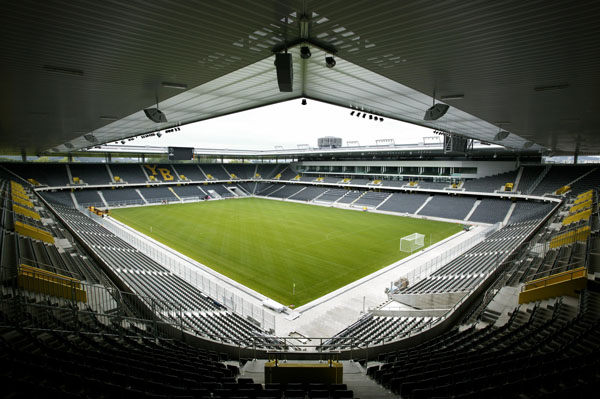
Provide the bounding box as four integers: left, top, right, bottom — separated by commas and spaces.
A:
274, 53, 293, 92
423, 103, 450, 121
144, 108, 168, 123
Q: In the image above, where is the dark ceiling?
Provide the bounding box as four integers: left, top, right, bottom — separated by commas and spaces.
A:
1, 0, 599, 155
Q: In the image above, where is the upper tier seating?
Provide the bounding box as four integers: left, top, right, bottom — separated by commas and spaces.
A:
200, 164, 231, 180
172, 164, 207, 181
223, 164, 255, 179
70, 164, 112, 185
108, 163, 148, 183
6, 163, 70, 187
532, 165, 592, 196
517, 165, 545, 193
462, 170, 518, 193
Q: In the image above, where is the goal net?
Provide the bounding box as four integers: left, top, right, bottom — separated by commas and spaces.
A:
400, 233, 425, 252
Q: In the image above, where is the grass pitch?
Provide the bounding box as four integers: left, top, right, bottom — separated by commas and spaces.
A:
110, 198, 462, 306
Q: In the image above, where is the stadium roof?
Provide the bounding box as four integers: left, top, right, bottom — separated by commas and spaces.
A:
1, 1, 599, 155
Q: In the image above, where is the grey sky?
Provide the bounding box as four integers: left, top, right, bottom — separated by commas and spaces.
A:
126, 99, 434, 150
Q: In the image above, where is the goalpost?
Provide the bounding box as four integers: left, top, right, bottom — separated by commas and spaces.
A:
400, 233, 425, 253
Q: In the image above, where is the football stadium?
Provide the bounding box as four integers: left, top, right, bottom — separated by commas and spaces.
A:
1, 2, 600, 398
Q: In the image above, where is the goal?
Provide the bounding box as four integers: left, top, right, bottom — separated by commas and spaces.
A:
400, 233, 425, 252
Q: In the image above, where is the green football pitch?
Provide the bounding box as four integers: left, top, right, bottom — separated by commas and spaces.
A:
110, 198, 462, 307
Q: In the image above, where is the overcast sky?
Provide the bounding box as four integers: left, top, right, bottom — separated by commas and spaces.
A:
126, 99, 435, 150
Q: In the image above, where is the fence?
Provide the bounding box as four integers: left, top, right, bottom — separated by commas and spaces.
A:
391, 222, 501, 291
82, 207, 277, 333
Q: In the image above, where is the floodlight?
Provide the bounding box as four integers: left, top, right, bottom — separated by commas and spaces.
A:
350, 111, 355, 116
300, 46, 311, 59
494, 130, 510, 141
144, 108, 168, 123
424, 103, 450, 121
325, 56, 336, 68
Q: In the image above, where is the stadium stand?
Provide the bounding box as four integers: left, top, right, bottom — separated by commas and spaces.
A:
267, 184, 304, 199
209, 184, 235, 198
467, 198, 513, 224
531, 165, 591, 196
43, 202, 278, 346
256, 164, 286, 180
336, 190, 363, 204
377, 193, 430, 214
418, 195, 477, 220
167, 164, 206, 181
516, 165, 546, 193
69, 163, 112, 185
107, 163, 149, 184
137, 187, 178, 203
568, 167, 600, 196
354, 192, 390, 208
171, 185, 206, 200
510, 201, 557, 224
315, 188, 349, 203
224, 164, 255, 179
142, 164, 179, 182
73, 189, 104, 207
462, 170, 518, 192
39, 191, 75, 207
5, 163, 70, 187
367, 292, 600, 398
100, 187, 144, 206
288, 186, 328, 201
200, 164, 231, 180
278, 167, 298, 181
417, 181, 449, 190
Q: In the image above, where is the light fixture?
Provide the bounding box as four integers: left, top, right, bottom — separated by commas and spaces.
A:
161, 81, 188, 90
156, 132, 162, 138
356, 112, 361, 117
83, 134, 97, 143
362, 114, 366, 118
494, 130, 510, 141
300, 46, 311, 59
325, 56, 336, 68
301, 98, 307, 105
374, 117, 379, 121
380, 118, 384, 122
121, 140, 126, 144
350, 111, 355, 116
369, 115, 373, 120
144, 94, 167, 123
424, 104, 449, 121
64, 143, 74, 149
424, 89, 450, 121
440, 94, 464, 101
